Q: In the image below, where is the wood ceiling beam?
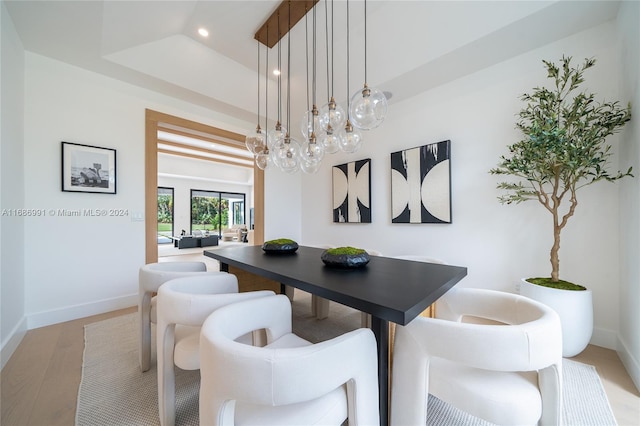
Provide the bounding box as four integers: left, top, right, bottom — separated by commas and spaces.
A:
157, 125, 245, 151
157, 140, 251, 162
158, 149, 253, 169
255, 0, 319, 48
149, 109, 246, 142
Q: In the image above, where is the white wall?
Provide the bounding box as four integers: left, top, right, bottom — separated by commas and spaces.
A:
21, 52, 253, 329
264, 165, 302, 242
0, 1, 26, 368
616, 0, 640, 390
300, 20, 630, 350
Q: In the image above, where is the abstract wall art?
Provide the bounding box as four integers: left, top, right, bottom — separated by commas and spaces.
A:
391, 140, 451, 223
332, 158, 371, 223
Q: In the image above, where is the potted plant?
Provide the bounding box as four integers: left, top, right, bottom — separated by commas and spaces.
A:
490, 56, 632, 357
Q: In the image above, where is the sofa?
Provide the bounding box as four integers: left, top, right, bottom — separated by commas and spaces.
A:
221, 224, 247, 241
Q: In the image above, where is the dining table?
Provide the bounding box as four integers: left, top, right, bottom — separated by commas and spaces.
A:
204, 245, 467, 426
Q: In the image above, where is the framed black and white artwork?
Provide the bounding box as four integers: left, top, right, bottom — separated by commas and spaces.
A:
61, 141, 117, 194
391, 140, 451, 223
332, 158, 371, 223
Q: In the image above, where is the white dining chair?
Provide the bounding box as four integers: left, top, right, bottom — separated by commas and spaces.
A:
391, 287, 563, 426
199, 294, 380, 426
138, 261, 214, 372
156, 274, 274, 426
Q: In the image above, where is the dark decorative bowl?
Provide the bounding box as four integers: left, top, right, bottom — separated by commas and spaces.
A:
321, 250, 370, 268
262, 240, 299, 254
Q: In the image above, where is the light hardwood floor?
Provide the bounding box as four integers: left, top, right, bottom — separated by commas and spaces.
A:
2, 306, 639, 425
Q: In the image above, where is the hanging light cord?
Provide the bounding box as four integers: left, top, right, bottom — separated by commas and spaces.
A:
346, 0, 350, 109
305, 11, 310, 112
265, 27, 269, 133
324, 0, 330, 101
364, 0, 367, 85
286, 1, 292, 132
256, 42, 260, 128
277, 13, 282, 124
312, 1, 317, 108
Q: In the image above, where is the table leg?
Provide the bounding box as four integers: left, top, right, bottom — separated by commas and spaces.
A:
371, 316, 389, 426
220, 262, 229, 272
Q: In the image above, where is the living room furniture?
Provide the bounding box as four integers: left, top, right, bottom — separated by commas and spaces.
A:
138, 262, 208, 372
391, 287, 563, 426
199, 294, 380, 426
171, 236, 198, 249
198, 235, 219, 247
156, 274, 273, 426
171, 235, 219, 249
221, 225, 246, 241
204, 245, 467, 426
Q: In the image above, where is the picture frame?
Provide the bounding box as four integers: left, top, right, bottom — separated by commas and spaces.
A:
332, 158, 371, 223
61, 141, 117, 194
390, 140, 451, 224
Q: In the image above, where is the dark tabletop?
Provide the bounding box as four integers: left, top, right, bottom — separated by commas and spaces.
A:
204, 245, 467, 325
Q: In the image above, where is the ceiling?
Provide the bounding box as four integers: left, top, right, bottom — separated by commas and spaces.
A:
5, 0, 622, 120
5, 0, 622, 177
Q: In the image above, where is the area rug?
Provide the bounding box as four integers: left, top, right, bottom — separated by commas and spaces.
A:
76, 293, 618, 425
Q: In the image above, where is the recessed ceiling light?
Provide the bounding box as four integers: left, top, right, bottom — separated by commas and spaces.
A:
198, 28, 209, 37
273, 69, 281, 76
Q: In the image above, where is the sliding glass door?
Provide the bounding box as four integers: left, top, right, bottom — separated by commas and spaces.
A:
191, 190, 245, 237
157, 187, 174, 242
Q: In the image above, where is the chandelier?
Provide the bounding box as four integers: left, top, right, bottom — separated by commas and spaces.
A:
246, 0, 387, 173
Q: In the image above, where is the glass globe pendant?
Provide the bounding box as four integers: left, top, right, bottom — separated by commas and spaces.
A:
299, 132, 325, 174
349, 83, 387, 130
319, 97, 347, 133
276, 134, 300, 174
255, 146, 271, 170
319, 124, 340, 154
300, 105, 325, 139
267, 121, 287, 148
245, 125, 265, 155
338, 120, 363, 153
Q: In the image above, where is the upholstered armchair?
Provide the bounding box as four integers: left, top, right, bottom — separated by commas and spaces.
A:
138, 261, 212, 372
156, 274, 274, 426
391, 287, 563, 426
199, 294, 380, 426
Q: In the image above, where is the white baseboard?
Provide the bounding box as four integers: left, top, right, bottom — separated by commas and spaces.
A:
617, 336, 640, 393
27, 294, 138, 330
1, 316, 28, 371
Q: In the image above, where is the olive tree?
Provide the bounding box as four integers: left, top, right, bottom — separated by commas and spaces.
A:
490, 56, 632, 283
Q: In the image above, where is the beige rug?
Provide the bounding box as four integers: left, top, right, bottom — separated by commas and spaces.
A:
76, 292, 617, 425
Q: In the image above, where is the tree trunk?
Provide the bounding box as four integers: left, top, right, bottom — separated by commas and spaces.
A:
550, 203, 562, 282
551, 215, 561, 282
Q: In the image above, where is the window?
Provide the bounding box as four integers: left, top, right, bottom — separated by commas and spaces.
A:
157, 187, 174, 241
191, 190, 246, 236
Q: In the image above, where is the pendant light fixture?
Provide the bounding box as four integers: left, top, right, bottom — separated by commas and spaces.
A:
319, 0, 345, 154
245, 42, 266, 158
338, 0, 363, 153
267, 14, 287, 148
275, 2, 300, 174
249, 0, 384, 172
255, 27, 271, 170
299, 3, 325, 174
349, 0, 387, 130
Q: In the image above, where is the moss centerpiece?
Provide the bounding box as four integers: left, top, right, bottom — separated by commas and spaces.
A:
262, 238, 299, 254
321, 247, 370, 268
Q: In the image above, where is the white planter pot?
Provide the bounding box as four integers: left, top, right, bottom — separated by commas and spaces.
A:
519, 278, 593, 357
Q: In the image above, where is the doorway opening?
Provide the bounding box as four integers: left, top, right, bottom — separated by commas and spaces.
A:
145, 109, 265, 263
